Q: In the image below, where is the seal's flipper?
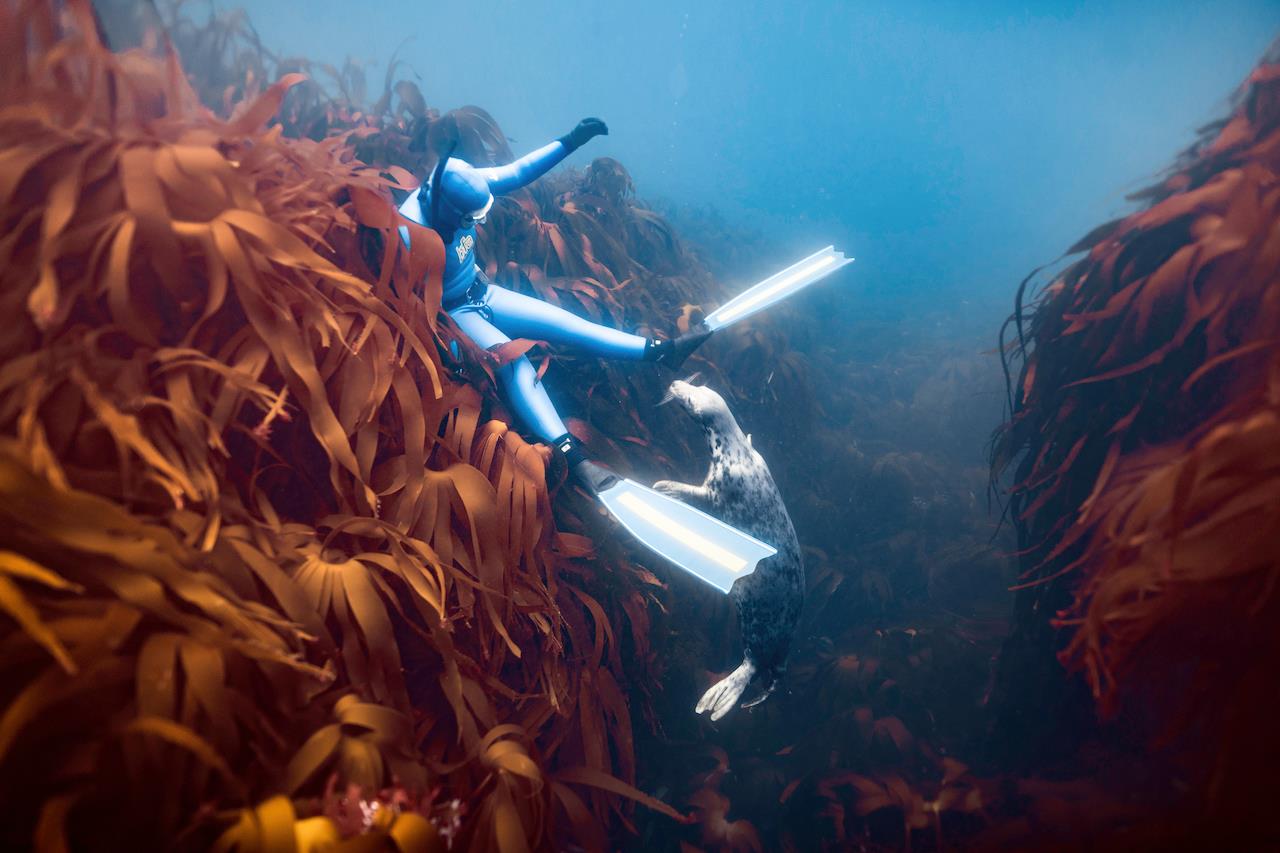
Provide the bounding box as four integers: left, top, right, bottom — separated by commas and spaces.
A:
652, 479, 713, 513
696, 660, 756, 721
596, 478, 776, 594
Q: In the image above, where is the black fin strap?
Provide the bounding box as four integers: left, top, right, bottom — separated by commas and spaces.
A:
552, 433, 587, 467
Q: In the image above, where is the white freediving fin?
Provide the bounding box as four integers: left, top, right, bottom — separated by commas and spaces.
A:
596, 478, 776, 594
702, 246, 854, 332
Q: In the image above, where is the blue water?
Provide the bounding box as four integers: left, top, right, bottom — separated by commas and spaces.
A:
250, 0, 1279, 322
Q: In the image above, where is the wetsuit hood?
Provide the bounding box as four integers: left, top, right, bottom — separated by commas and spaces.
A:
399, 157, 493, 241
429, 159, 493, 230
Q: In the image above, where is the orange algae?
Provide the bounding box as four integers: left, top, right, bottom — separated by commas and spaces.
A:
995, 44, 1280, 837
12, 0, 1276, 849
0, 1, 685, 849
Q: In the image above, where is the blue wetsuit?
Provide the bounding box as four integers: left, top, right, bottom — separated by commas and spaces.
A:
397, 135, 649, 444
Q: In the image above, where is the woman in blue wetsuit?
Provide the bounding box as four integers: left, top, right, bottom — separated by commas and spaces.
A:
398, 118, 709, 490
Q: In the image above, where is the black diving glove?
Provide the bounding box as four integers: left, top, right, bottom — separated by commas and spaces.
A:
559, 117, 609, 152
644, 328, 713, 371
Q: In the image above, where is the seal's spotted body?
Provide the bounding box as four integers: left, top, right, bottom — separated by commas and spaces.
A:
654, 380, 804, 721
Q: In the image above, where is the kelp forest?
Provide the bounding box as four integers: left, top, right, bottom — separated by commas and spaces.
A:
0, 1, 1277, 850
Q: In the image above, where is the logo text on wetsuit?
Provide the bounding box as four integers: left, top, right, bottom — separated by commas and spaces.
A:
456, 234, 474, 263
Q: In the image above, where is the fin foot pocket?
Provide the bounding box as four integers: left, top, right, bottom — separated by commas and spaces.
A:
647, 327, 712, 371
553, 433, 619, 494
572, 459, 620, 495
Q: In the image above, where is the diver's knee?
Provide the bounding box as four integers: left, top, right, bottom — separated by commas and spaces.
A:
499, 356, 540, 391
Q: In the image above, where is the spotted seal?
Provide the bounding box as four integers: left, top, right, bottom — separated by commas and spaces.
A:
653, 380, 804, 721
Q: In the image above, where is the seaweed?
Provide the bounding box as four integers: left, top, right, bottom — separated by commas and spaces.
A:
991, 38, 1280, 838
0, 2, 688, 849
15, 0, 1246, 848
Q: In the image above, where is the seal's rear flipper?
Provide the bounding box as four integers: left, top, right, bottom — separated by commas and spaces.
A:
697, 660, 756, 721
596, 478, 776, 594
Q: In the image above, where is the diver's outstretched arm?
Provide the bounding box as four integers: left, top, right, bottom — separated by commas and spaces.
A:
480, 118, 608, 195
479, 141, 567, 195
652, 480, 713, 510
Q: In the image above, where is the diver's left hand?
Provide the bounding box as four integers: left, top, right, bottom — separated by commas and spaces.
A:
561, 117, 609, 151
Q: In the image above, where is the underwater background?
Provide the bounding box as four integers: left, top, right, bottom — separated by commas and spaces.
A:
249, 0, 1277, 319
3, 0, 1280, 850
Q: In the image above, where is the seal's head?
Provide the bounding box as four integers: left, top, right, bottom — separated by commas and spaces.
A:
663, 379, 738, 435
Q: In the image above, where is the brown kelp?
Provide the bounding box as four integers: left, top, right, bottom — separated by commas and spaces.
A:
0, 0, 1123, 849
0, 1, 689, 849
993, 42, 1280, 838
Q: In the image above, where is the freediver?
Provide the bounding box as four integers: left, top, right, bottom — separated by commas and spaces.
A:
397, 117, 711, 492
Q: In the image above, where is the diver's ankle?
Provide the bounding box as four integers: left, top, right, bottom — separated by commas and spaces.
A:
552, 433, 618, 493
646, 329, 713, 370
643, 338, 670, 362
552, 432, 587, 467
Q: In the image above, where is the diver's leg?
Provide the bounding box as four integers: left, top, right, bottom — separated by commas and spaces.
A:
450, 302, 616, 491
449, 305, 569, 443
483, 285, 649, 361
